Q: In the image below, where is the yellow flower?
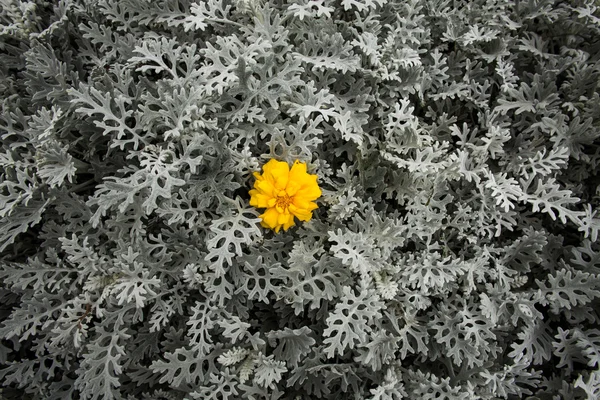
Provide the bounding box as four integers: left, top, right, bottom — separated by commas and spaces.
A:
249, 159, 321, 233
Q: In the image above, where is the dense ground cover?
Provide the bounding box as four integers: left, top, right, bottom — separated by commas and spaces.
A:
1, 0, 600, 399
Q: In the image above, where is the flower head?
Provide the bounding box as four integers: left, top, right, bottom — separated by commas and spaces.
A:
249, 159, 321, 233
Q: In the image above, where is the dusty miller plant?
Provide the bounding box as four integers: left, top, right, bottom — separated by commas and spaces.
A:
1, 0, 600, 399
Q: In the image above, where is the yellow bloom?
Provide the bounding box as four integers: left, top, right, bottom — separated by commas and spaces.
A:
249, 159, 321, 233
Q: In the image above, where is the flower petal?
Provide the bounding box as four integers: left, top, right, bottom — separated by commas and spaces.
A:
260, 207, 280, 229
295, 183, 321, 201
292, 197, 318, 211
285, 180, 302, 197
263, 159, 289, 190
289, 160, 308, 183
260, 159, 280, 183
290, 207, 313, 221
256, 179, 276, 197
289, 161, 321, 200
283, 214, 295, 230
249, 191, 271, 208
277, 212, 289, 225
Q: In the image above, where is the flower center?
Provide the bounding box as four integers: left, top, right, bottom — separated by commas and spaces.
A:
275, 192, 292, 211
